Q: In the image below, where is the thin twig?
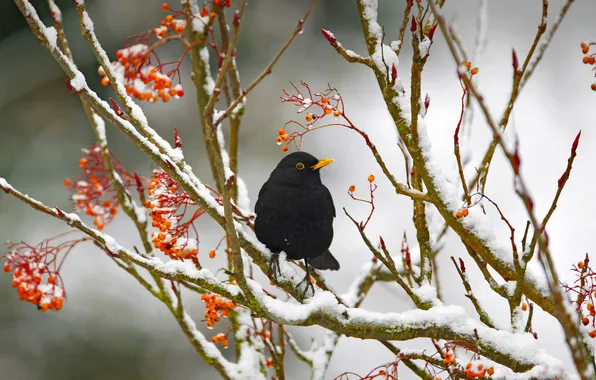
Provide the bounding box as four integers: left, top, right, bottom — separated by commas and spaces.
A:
214, 0, 321, 127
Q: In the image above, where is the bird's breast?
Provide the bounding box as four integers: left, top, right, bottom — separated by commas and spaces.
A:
255, 184, 334, 259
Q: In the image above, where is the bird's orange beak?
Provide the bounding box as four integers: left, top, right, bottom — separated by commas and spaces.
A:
311, 158, 334, 170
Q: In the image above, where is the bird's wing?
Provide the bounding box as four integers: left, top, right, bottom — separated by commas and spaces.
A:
324, 185, 336, 218
254, 182, 268, 213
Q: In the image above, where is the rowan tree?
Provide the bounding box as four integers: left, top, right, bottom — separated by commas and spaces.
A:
2, 0, 594, 379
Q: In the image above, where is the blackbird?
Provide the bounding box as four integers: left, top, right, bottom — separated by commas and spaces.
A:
254, 152, 339, 296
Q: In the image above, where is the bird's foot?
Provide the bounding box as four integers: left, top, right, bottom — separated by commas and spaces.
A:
268, 252, 281, 283
298, 274, 315, 301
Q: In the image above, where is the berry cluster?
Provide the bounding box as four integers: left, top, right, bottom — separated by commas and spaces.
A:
347, 174, 378, 231
442, 350, 457, 366
580, 42, 596, 91
211, 332, 229, 349
99, 44, 184, 103
146, 170, 204, 262
562, 254, 596, 337
460, 61, 479, 76
455, 208, 469, 218
464, 362, 495, 378
201, 292, 236, 329
279, 82, 344, 151
64, 145, 137, 230
153, 14, 187, 38
1, 236, 86, 312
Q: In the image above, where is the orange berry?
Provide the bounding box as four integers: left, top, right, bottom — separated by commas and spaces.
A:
281, 133, 289, 141
461, 61, 471, 69
209, 250, 216, 259
578, 261, 585, 269
487, 367, 495, 376
455, 210, 463, 218
462, 208, 469, 217
349, 185, 356, 192
589, 330, 596, 338
3, 262, 10, 272
282, 146, 289, 152
278, 128, 285, 136
54, 297, 64, 310
48, 275, 56, 285
305, 113, 313, 122
521, 302, 528, 311
378, 370, 386, 376
333, 110, 340, 117
322, 97, 329, 103
63, 178, 71, 186
100, 76, 110, 86
214, 0, 222, 6
325, 108, 331, 114
266, 358, 273, 368
104, 200, 112, 208
466, 363, 472, 370
591, 83, 596, 92
588, 303, 594, 311
161, 3, 170, 10
444, 351, 453, 359
477, 364, 484, 370
175, 26, 185, 34
276, 136, 283, 144
200, 7, 208, 17
583, 56, 591, 64
582, 317, 590, 326
367, 174, 375, 183
471, 67, 479, 75
79, 158, 87, 167
165, 15, 173, 22
210, 11, 216, 19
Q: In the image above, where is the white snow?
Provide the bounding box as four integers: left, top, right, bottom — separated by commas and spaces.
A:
418, 37, 432, 58
48, 0, 62, 22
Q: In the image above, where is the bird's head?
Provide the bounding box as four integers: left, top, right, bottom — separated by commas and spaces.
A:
271, 151, 334, 187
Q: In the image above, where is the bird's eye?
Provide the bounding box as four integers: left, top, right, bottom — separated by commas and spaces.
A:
295, 162, 305, 170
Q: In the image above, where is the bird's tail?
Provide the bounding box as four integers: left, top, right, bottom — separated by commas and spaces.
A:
309, 250, 340, 270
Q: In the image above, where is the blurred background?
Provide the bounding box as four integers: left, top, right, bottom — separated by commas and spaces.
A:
1, 0, 596, 379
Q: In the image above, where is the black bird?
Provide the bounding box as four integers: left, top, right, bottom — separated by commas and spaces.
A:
255, 152, 339, 295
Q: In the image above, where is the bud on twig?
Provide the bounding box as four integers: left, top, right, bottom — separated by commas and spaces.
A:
379, 236, 386, 251
410, 16, 417, 33
391, 63, 397, 85
459, 257, 466, 273
512, 48, 519, 72
174, 127, 182, 148
134, 172, 144, 195
65, 75, 78, 94
424, 94, 430, 110
109, 98, 126, 118
233, 10, 240, 27
428, 23, 438, 41
321, 29, 336, 46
